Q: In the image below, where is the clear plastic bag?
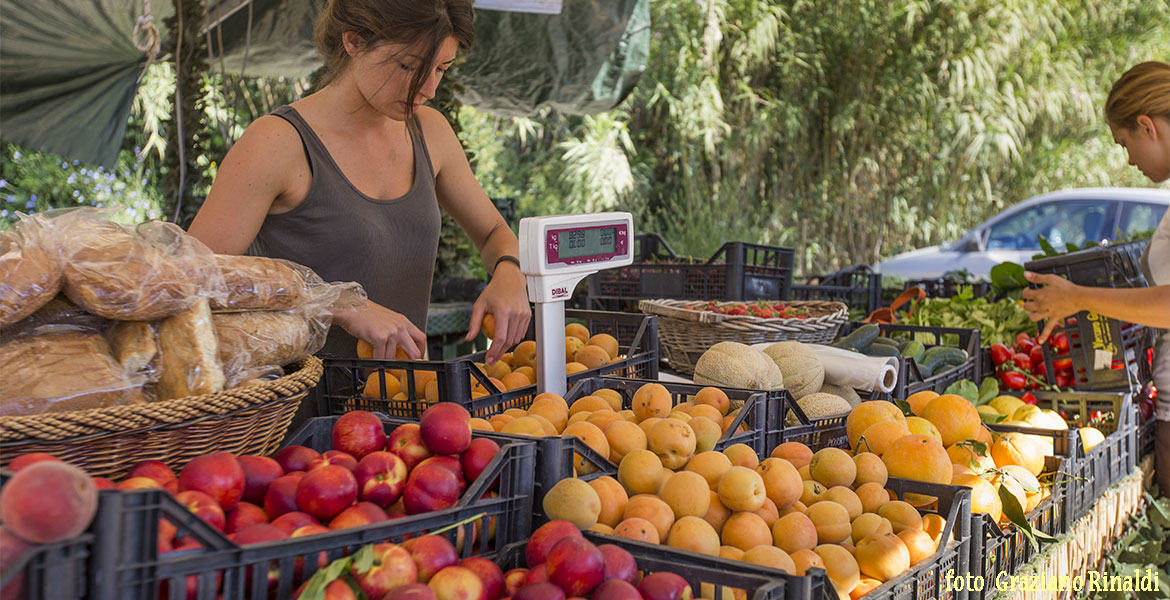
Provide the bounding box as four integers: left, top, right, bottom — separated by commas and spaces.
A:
0, 328, 146, 417
213, 310, 329, 388
0, 213, 65, 328
212, 255, 309, 311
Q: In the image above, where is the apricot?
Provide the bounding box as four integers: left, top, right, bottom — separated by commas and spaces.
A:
632, 383, 672, 422
790, 549, 826, 576
742, 545, 796, 574
589, 523, 615, 535
778, 500, 807, 517
771, 442, 814, 469
800, 480, 826, 506
719, 545, 745, 561
489, 414, 514, 432
850, 513, 893, 544
921, 513, 947, 544
623, 495, 675, 543
753, 497, 780, 527
694, 387, 730, 416
771, 512, 818, 554
586, 411, 623, 432
716, 466, 767, 512
593, 388, 624, 412
755, 457, 803, 510
855, 482, 889, 514
898, 528, 937, 565
512, 341, 538, 367
469, 418, 494, 432
809, 447, 857, 488
362, 371, 401, 399
823, 486, 863, 520
647, 419, 697, 470
565, 323, 590, 343
501, 416, 547, 437
855, 533, 910, 582
701, 490, 731, 533
688, 416, 723, 454
589, 476, 629, 528
513, 366, 536, 384
814, 544, 861, 598
617, 449, 664, 495
570, 395, 612, 416
485, 360, 512, 381
659, 471, 711, 519
587, 333, 619, 360
527, 397, 569, 432
877, 501, 922, 533
614, 517, 659, 544
722, 443, 760, 469
720, 512, 772, 551
605, 420, 648, 465
667, 516, 721, 556
806, 501, 851, 544
563, 421, 610, 476
527, 414, 559, 436
565, 336, 585, 362
852, 578, 884, 599
852, 452, 888, 488
542, 478, 601, 529
638, 417, 663, 438
567, 411, 592, 427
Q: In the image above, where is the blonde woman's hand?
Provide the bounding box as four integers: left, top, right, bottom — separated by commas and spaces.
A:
467, 265, 531, 364
1021, 271, 1081, 344
335, 300, 426, 359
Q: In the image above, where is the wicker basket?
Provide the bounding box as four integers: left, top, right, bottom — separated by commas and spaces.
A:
0, 356, 322, 479
639, 299, 848, 375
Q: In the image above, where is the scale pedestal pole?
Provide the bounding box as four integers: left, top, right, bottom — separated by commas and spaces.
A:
534, 300, 568, 397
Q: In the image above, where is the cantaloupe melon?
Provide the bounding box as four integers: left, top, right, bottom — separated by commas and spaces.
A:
788, 393, 852, 425
818, 383, 862, 407
694, 342, 784, 391
763, 341, 825, 400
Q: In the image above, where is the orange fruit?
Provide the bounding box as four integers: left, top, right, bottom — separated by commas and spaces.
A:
905, 390, 939, 417
922, 394, 981, 447
846, 401, 905, 450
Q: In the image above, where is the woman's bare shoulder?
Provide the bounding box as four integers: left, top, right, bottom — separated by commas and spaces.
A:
414, 106, 462, 169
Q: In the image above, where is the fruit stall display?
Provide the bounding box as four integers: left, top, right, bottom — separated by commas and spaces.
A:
0, 408, 536, 599
831, 323, 980, 399
322, 310, 659, 419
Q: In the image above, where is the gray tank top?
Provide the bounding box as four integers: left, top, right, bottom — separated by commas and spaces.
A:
250, 105, 441, 359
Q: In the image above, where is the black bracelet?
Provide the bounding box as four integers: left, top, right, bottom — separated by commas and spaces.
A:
492, 255, 521, 275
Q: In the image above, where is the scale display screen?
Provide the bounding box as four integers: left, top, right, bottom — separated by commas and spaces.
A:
544, 223, 628, 266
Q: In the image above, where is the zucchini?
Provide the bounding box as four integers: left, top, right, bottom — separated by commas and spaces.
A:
901, 340, 926, 364
835, 323, 880, 351
921, 346, 968, 372
871, 337, 900, 349
863, 343, 901, 357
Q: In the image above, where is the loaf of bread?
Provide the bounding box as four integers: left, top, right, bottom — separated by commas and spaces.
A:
0, 223, 64, 328
0, 331, 145, 417
212, 255, 307, 311
62, 220, 205, 320
107, 321, 159, 376
156, 299, 225, 401
213, 311, 321, 383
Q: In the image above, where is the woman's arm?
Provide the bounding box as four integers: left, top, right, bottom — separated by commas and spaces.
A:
188, 116, 306, 254
423, 109, 531, 363
1022, 271, 1170, 343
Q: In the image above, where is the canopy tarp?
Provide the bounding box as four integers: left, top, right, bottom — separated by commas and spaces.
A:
0, 0, 648, 167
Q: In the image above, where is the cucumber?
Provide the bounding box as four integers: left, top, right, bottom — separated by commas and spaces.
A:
921, 346, 968, 372
863, 343, 901, 357
871, 337, 900, 349
901, 340, 926, 364
835, 323, 880, 351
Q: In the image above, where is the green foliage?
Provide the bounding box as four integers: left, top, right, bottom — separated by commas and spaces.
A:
457, 0, 1170, 275
1090, 493, 1170, 599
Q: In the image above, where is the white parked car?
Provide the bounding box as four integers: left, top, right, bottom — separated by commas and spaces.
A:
877, 187, 1170, 279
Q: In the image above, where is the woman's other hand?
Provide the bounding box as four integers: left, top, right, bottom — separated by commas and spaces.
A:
467, 264, 531, 364
1021, 271, 1081, 344
335, 300, 427, 359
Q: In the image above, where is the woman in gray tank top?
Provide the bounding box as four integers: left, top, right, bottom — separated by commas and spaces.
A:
188, 0, 531, 366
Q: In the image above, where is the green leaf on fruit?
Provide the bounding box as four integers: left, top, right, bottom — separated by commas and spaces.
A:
893, 399, 913, 416
979, 412, 1007, 424
351, 544, 375, 575
944, 379, 978, 403
977, 377, 1000, 405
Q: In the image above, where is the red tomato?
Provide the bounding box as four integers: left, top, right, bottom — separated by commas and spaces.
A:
1028, 345, 1045, 368
1016, 332, 1034, 346
1055, 372, 1070, 388
1000, 371, 1026, 390
1034, 361, 1047, 378
1016, 339, 1036, 356
1050, 332, 1070, 353
1053, 358, 1073, 371
1012, 353, 1033, 372
989, 343, 1013, 366
1020, 392, 1038, 405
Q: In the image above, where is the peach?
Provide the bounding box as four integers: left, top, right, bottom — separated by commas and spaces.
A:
637, 572, 692, 600
0, 461, 97, 543
526, 520, 582, 567
402, 461, 461, 515
273, 445, 321, 473
226, 501, 269, 533
460, 438, 500, 487
309, 450, 359, 472
460, 557, 505, 600
179, 452, 246, 511
354, 543, 418, 599
420, 403, 472, 455
126, 460, 179, 493
328, 502, 388, 530
402, 535, 458, 583
296, 465, 358, 521
270, 511, 320, 536
546, 536, 605, 596
332, 410, 389, 459
238, 455, 284, 505
7, 453, 62, 472
387, 424, 434, 470
429, 566, 484, 600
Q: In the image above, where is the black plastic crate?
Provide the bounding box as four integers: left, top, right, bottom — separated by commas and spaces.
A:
835, 322, 982, 400
494, 531, 792, 600
989, 391, 1138, 520
587, 240, 795, 304
907, 279, 992, 300
1024, 240, 1150, 290
778, 400, 850, 452
0, 531, 91, 600
320, 309, 659, 419
83, 415, 535, 600
788, 264, 883, 315
969, 455, 1069, 600
1039, 316, 1152, 392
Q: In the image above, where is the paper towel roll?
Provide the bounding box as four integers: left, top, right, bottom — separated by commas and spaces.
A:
751, 342, 899, 394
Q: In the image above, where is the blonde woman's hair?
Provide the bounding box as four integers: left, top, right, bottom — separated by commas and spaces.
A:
1105, 61, 1170, 130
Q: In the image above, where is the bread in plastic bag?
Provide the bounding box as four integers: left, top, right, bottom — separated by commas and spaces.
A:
61, 215, 224, 320
155, 299, 226, 400
107, 320, 159, 379
0, 214, 65, 328
212, 255, 309, 311
213, 310, 327, 387
0, 329, 146, 417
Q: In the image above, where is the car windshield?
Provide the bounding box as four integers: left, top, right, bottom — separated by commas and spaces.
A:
986, 200, 1112, 250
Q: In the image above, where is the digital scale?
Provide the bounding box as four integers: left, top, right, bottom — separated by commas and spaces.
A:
518, 212, 634, 395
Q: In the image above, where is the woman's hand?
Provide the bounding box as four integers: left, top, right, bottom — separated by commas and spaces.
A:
467, 264, 531, 364
1021, 271, 1082, 344
334, 300, 427, 359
